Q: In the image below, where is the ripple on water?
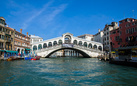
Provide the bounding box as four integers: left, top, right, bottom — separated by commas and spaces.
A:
1, 58, 137, 86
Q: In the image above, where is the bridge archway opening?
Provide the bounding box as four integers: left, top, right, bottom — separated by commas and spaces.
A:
79, 41, 82, 46
84, 42, 87, 47
38, 44, 42, 50
88, 43, 92, 48
43, 43, 47, 48
64, 35, 71, 44
53, 41, 57, 46
73, 40, 77, 45
58, 40, 62, 45
33, 45, 37, 51
48, 42, 52, 47
93, 45, 97, 49
45, 48, 91, 58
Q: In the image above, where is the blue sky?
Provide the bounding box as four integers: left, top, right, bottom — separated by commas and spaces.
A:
0, 0, 137, 40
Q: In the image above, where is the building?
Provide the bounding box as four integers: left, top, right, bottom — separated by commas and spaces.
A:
0, 17, 14, 50
14, 29, 30, 54
103, 22, 118, 52
30, 35, 43, 44
93, 29, 104, 44
110, 28, 120, 50
77, 34, 94, 41
119, 18, 137, 47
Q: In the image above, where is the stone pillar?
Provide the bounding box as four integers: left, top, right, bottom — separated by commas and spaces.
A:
71, 51, 72, 57
62, 49, 65, 57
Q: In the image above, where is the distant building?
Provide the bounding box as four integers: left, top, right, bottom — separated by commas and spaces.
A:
119, 18, 137, 47
30, 35, 43, 44
103, 22, 118, 52
14, 29, 30, 54
110, 28, 120, 50
93, 29, 104, 44
77, 34, 94, 41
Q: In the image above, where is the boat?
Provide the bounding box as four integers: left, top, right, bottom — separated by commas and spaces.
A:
31, 56, 40, 60
6, 56, 24, 61
109, 46, 137, 67
24, 56, 33, 60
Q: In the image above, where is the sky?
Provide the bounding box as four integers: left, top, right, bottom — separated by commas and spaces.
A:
0, 0, 137, 40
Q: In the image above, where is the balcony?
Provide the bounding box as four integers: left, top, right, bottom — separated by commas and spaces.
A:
6, 39, 11, 43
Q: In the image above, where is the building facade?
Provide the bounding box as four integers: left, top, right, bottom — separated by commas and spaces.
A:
119, 18, 137, 47
77, 34, 94, 41
93, 29, 104, 44
14, 29, 30, 54
103, 22, 118, 52
0, 17, 14, 51
110, 28, 120, 50
30, 35, 43, 44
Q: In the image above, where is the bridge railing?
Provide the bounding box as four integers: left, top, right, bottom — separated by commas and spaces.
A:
73, 45, 103, 53
34, 44, 103, 53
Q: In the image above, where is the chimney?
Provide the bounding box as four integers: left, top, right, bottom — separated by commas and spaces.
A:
7, 25, 9, 27
98, 29, 100, 32
27, 32, 28, 37
20, 29, 22, 33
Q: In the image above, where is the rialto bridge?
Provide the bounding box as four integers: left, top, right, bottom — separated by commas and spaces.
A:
32, 33, 103, 58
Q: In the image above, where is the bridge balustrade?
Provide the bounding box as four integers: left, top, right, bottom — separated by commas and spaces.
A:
35, 44, 102, 53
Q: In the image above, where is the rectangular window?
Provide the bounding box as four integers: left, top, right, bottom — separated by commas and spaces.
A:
132, 28, 134, 33
126, 29, 129, 34
118, 43, 120, 45
132, 23, 135, 25
107, 37, 109, 40
2, 35, 4, 39
119, 21, 122, 24
135, 27, 137, 32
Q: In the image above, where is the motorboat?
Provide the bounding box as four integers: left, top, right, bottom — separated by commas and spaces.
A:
31, 56, 40, 60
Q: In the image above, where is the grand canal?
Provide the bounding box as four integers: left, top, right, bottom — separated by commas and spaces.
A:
0, 57, 137, 86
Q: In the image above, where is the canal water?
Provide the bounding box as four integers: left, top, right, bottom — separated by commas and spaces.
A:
0, 57, 137, 86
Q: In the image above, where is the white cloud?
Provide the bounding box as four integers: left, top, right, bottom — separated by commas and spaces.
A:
22, 1, 54, 29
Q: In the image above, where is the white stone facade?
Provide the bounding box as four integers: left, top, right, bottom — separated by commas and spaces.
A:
103, 22, 118, 52
93, 29, 104, 44
30, 35, 43, 44
77, 34, 94, 41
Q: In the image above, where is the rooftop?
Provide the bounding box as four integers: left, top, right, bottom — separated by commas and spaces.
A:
77, 34, 93, 37
30, 35, 43, 39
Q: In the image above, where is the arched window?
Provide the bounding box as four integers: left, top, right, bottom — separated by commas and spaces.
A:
48, 42, 52, 47
73, 40, 77, 45
79, 41, 82, 46
88, 43, 92, 48
38, 44, 42, 50
53, 41, 57, 46
58, 40, 62, 45
84, 42, 87, 47
93, 45, 97, 49
43, 43, 47, 48
98, 46, 102, 51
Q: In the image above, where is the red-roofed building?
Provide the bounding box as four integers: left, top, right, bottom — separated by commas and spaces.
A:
119, 18, 137, 47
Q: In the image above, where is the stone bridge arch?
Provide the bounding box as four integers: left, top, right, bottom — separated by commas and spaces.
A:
32, 33, 103, 57
46, 47, 91, 58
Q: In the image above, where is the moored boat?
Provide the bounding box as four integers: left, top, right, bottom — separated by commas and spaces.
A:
24, 57, 33, 60
31, 56, 40, 60
109, 46, 137, 67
